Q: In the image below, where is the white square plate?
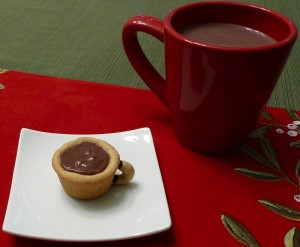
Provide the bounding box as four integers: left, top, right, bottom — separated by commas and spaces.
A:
3, 128, 171, 241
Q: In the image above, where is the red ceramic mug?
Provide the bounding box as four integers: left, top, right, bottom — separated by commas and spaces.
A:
122, 1, 297, 153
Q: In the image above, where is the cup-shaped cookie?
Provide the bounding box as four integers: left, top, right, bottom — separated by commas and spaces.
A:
52, 137, 134, 200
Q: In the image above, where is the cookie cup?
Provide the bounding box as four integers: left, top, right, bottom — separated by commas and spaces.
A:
52, 137, 120, 200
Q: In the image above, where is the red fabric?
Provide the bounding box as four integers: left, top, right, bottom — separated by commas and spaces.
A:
1, 71, 299, 247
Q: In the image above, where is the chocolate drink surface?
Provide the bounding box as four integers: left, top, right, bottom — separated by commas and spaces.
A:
179, 22, 276, 47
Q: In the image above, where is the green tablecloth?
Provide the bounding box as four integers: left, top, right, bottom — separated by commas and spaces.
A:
0, 0, 299, 109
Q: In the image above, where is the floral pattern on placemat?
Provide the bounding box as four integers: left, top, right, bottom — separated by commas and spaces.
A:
222, 109, 300, 247
0, 68, 8, 89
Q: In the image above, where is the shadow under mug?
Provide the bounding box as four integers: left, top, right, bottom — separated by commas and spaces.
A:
122, 1, 298, 153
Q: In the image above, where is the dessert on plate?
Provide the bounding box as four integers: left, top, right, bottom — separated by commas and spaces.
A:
52, 137, 135, 200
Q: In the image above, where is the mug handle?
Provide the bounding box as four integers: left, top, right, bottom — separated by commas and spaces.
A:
122, 16, 168, 106
113, 160, 135, 185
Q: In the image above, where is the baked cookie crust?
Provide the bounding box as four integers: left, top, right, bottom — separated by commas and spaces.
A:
52, 137, 120, 200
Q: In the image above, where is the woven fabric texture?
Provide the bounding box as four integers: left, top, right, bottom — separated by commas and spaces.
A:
0, 0, 299, 109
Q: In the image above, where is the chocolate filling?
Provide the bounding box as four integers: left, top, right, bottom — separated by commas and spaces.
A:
60, 142, 110, 175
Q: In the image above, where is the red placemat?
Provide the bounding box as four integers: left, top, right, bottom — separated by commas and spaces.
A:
1, 70, 300, 247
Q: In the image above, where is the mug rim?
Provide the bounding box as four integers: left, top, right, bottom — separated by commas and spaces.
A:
165, 1, 298, 52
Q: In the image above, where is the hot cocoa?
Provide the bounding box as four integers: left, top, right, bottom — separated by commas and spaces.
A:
179, 22, 276, 47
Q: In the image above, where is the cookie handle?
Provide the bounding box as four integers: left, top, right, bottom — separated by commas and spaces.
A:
113, 161, 135, 185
